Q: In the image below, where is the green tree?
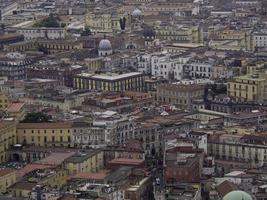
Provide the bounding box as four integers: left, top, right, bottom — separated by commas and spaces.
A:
81, 27, 91, 36
22, 112, 52, 123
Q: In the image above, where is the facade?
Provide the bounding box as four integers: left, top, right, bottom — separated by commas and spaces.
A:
208, 133, 267, 168
151, 53, 191, 80
253, 31, 267, 51
0, 52, 30, 80
184, 57, 214, 79
0, 121, 16, 163
0, 33, 24, 50
37, 39, 83, 54
74, 72, 146, 92
27, 61, 85, 88
0, 169, 16, 193
72, 121, 116, 148
227, 73, 267, 103
0, 94, 10, 110
64, 150, 104, 174
156, 83, 204, 110
9, 27, 66, 40
155, 25, 202, 43
164, 146, 204, 184
85, 12, 122, 33
16, 122, 72, 148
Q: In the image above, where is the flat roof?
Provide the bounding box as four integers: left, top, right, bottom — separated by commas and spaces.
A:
77, 72, 143, 81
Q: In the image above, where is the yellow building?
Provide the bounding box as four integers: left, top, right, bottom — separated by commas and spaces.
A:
0, 94, 10, 110
16, 122, 73, 148
65, 150, 104, 175
0, 121, 17, 163
6, 102, 25, 120
228, 73, 267, 103
0, 169, 16, 194
9, 182, 36, 198
85, 12, 122, 33
155, 25, 202, 43
84, 57, 104, 72
74, 72, 146, 92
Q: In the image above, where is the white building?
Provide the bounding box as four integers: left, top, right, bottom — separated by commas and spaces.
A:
151, 53, 191, 80
184, 58, 214, 79
8, 27, 66, 40
253, 31, 267, 50
137, 53, 152, 74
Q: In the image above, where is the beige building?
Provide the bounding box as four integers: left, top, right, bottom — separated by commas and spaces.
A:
156, 83, 204, 110
155, 25, 202, 43
0, 169, 16, 193
227, 72, 267, 103
74, 72, 146, 92
64, 150, 104, 174
0, 121, 17, 162
85, 12, 122, 33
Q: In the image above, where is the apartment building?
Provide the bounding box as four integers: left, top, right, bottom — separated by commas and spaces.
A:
156, 83, 204, 110
16, 122, 72, 148
0, 121, 17, 163
155, 25, 202, 43
208, 133, 267, 168
151, 53, 191, 80
64, 150, 104, 174
227, 73, 267, 103
74, 72, 146, 92
184, 57, 215, 79
9, 27, 66, 40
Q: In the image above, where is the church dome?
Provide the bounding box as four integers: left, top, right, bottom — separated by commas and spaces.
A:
132, 8, 142, 17
98, 39, 112, 51
143, 25, 155, 38
223, 191, 253, 200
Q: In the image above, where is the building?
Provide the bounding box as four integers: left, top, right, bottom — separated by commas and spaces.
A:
0, 94, 10, 110
253, 31, 267, 51
208, 133, 267, 169
227, 73, 267, 103
155, 24, 202, 43
184, 57, 215, 79
151, 53, 191, 80
164, 146, 204, 184
85, 12, 122, 33
16, 122, 72, 148
0, 52, 30, 80
9, 27, 66, 40
156, 83, 204, 110
0, 1, 18, 20
74, 72, 146, 92
64, 150, 104, 174
0, 169, 16, 193
37, 39, 83, 54
0, 121, 16, 162
27, 61, 85, 87
124, 177, 153, 200
0, 33, 24, 50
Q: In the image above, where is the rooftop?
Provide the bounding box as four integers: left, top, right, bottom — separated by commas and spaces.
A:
76, 72, 143, 81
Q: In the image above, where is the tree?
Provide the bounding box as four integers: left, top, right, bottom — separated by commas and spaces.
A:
22, 112, 52, 123
81, 27, 91, 36
37, 44, 48, 54
119, 17, 126, 30
33, 14, 60, 28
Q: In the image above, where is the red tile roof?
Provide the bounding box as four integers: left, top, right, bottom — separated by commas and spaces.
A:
6, 102, 25, 113
17, 122, 73, 129
108, 158, 144, 165
0, 168, 15, 176
16, 164, 54, 178
70, 170, 110, 180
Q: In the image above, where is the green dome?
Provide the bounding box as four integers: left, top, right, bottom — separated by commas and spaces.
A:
223, 191, 253, 200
